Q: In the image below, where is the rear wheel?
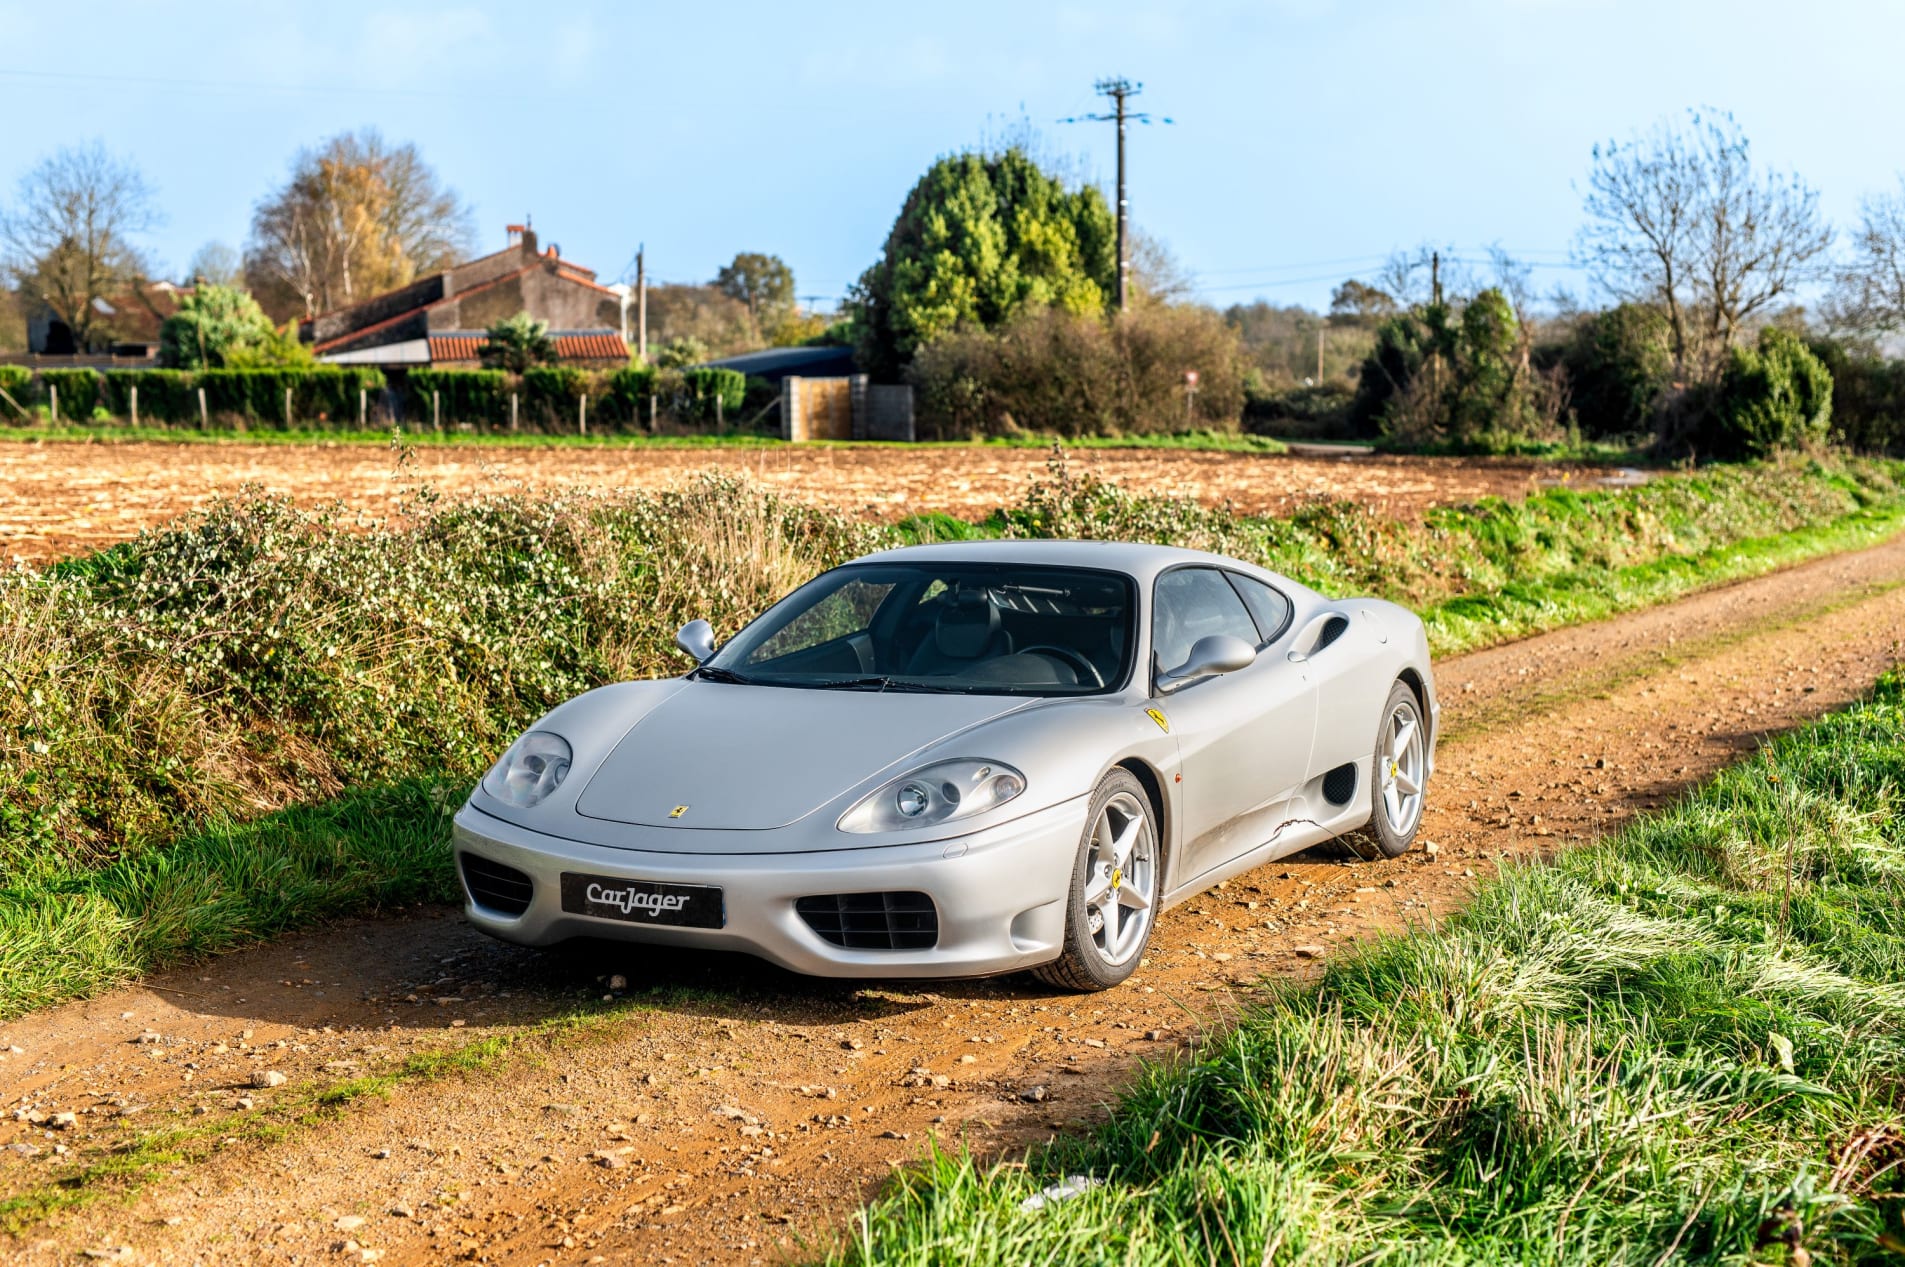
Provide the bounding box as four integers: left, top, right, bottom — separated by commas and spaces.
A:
1348, 680, 1429, 859
1032, 769, 1160, 992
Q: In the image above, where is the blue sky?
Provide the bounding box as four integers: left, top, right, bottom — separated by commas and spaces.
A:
4, 0, 1900, 313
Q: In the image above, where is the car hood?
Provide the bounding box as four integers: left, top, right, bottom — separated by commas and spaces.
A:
572, 683, 1030, 831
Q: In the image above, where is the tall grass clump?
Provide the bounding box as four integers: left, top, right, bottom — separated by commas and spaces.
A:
835, 674, 1905, 1265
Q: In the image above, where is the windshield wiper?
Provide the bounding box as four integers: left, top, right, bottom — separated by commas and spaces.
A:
692, 665, 757, 685
810, 676, 974, 693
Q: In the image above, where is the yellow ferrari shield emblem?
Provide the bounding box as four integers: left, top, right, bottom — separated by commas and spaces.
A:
1144, 708, 1170, 734
669, 805, 689, 819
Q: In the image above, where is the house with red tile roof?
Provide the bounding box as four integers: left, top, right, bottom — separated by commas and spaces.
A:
305, 226, 631, 371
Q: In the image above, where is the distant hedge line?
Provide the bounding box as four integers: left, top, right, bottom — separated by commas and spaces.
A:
0, 364, 749, 433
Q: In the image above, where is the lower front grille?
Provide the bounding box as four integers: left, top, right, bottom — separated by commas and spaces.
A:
461, 853, 534, 916
795, 891, 939, 951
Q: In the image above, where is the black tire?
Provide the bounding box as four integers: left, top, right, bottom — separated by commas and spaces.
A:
1032, 769, 1160, 992
1345, 679, 1429, 860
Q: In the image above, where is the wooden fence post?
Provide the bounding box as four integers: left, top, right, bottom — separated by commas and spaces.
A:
358, 388, 367, 428
284, 386, 292, 430
197, 387, 208, 430
432, 390, 441, 433
648, 394, 656, 431
510, 392, 519, 433
579, 394, 587, 436
130, 384, 138, 427
716, 391, 724, 429
49, 383, 57, 425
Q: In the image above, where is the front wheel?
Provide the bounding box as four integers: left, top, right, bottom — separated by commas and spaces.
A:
1032, 769, 1160, 992
1350, 680, 1429, 859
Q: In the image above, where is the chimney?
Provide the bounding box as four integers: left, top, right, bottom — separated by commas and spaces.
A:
505, 223, 525, 247
519, 226, 539, 259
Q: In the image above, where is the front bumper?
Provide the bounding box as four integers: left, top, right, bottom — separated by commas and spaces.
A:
450, 798, 1086, 979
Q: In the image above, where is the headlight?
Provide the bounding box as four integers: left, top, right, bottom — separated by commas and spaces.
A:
482, 731, 573, 808
837, 759, 1026, 834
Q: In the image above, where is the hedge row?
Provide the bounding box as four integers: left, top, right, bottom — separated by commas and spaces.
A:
406, 366, 746, 431
0, 364, 749, 433
1, 366, 388, 426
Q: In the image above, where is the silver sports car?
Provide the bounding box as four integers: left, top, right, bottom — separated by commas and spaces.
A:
453, 541, 1437, 991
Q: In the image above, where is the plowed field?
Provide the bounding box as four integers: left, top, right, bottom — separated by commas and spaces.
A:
0, 438, 1610, 563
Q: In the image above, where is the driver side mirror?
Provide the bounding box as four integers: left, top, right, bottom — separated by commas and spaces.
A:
674, 619, 716, 664
1157, 634, 1257, 692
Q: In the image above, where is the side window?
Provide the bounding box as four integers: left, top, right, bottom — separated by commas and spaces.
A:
1152, 568, 1260, 675
1225, 573, 1294, 645
747, 579, 895, 664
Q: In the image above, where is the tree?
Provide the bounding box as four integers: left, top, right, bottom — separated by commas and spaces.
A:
1328, 279, 1398, 327
1704, 326, 1833, 457
1561, 303, 1674, 438
245, 129, 475, 319
713, 252, 795, 327
186, 241, 243, 288
1828, 176, 1905, 335
1575, 110, 1831, 380
653, 336, 709, 369
849, 147, 1116, 380
1, 142, 156, 350
479, 312, 555, 373
159, 284, 290, 369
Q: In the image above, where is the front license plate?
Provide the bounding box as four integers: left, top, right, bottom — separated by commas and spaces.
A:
559, 873, 725, 928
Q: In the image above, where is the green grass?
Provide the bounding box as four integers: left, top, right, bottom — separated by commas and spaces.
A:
0, 780, 458, 1020
833, 672, 1905, 1265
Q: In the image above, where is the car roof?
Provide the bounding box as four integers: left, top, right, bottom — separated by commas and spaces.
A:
851, 538, 1248, 582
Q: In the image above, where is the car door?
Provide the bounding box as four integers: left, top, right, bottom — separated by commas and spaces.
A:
1148, 567, 1319, 887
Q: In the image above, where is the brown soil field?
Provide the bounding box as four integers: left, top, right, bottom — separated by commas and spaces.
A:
0, 438, 1614, 564
5, 532, 1903, 1265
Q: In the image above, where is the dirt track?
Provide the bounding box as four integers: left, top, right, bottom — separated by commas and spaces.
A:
0, 438, 1609, 564
4, 533, 1905, 1265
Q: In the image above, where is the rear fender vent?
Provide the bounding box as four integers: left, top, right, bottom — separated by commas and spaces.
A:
1321, 761, 1358, 806
796, 892, 939, 951
1316, 615, 1350, 651
461, 853, 534, 916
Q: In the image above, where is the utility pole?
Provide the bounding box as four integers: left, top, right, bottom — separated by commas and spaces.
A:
1061, 77, 1172, 314
636, 244, 648, 364
1431, 251, 1442, 307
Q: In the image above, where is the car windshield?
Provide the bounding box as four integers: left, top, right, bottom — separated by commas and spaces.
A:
704, 561, 1135, 695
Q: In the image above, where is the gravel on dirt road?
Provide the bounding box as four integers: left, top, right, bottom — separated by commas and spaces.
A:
0, 438, 1608, 564
3, 532, 1903, 1265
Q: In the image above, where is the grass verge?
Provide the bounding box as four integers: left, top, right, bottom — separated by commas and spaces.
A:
833, 672, 1905, 1265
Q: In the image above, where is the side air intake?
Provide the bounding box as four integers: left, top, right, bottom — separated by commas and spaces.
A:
460, 853, 534, 916
1322, 761, 1358, 806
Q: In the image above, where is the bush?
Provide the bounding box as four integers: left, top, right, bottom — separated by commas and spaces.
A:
0, 365, 33, 417
100, 370, 195, 422
1703, 327, 1832, 458
407, 369, 511, 429
521, 365, 592, 429
677, 367, 746, 422
40, 368, 101, 419
158, 284, 289, 370
1559, 303, 1674, 439
1242, 379, 1357, 439
911, 303, 1246, 439
1808, 337, 1905, 454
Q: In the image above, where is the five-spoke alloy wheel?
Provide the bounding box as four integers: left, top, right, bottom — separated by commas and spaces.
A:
1354, 679, 1429, 858
1035, 769, 1160, 991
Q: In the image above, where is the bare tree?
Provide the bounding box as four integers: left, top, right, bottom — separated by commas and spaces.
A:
1377, 245, 1471, 309
1128, 229, 1195, 307
245, 129, 475, 319
1, 142, 157, 349
1576, 110, 1830, 379
1828, 176, 1905, 335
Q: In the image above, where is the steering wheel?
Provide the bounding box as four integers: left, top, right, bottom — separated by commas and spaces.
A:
1016, 644, 1105, 688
